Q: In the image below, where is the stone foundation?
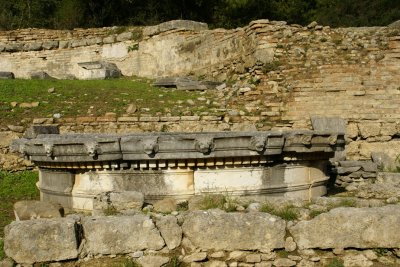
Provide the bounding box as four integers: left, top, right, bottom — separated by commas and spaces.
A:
4, 204, 400, 266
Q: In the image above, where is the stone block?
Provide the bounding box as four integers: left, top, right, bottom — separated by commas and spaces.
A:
23, 42, 42, 51
42, 40, 59, 50
180, 116, 200, 121
156, 215, 182, 249
24, 125, 59, 138
160, 116, 180, 122
290, 205, 400, 249
118, 116, 139, 122
76, 61, 121, 80
103, 36, 115, 44
76, 116, 96, 123
93, 191, 144, 214
143, 20, 208, 36
358, 122, 381, 138
4, 218, 78, 264
139, 116, 159, 122
153, 198, 177, 213
311, 116, 346, 134
117, 32, 133, 41
81, 215, 165, 255
13, 200, 63, 221
182, 210, 286, 251
5, 43, 23, 52
70, 39, 87, 48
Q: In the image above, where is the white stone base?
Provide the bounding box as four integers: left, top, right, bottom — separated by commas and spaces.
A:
38, 161, 329, 211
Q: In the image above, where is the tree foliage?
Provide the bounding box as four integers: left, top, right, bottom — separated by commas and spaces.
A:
0, 0, 398, 30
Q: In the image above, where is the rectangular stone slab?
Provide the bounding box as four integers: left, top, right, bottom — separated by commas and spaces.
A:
81, 215, 165, 255
289, 205, 400, 249
4, 218, 78, 264
182, 210, 286, 251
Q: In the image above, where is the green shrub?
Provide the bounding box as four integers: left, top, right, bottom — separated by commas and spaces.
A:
176, 201, 189, 211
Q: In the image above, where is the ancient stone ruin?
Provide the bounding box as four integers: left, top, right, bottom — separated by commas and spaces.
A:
1, 18, 400, 266
12, 129, 344, 211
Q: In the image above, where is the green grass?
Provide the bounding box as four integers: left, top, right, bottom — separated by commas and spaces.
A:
0, 171, 39, 237
0, 78, 216, 126
260, 202, 299, 221
0, 239, 4, 260
326, 257, 344, 267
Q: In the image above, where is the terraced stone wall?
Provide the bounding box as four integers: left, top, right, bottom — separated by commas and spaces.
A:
1, 20, 400, 182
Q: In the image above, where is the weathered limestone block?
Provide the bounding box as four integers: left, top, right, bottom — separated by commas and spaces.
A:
42, 40, 59, 50
103, 35, 115, 44
81, 215, 165, 255
182, 210, 286, 251
76, 61, 121, 80
360, 141, 400, 163
346, 123, 359, 140
380, 123, 397, 137
358, 122, 381, 138
155, 215, 182, 249
290, 205, 400, 249
23, 42, 42, 51
59, 40, 70, 49
116, 32, 133, 42
153, 198, 177, 213
311, 116, 346, 133
23, 125, 59, 139
5, 43, 23, 52
14, 200, 63, 220
143, 20, 208, 37
92, 191, 144, 214
4, 218, 78, 264
70, 39, 87, 48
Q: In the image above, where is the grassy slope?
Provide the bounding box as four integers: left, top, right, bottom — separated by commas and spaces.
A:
0, 171, 39, 233
0, 78, 215, 126
0, 171, 39, 259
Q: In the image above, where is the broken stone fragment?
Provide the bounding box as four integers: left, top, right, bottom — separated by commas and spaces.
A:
30, 71, 56, 80
76, 61, 122, 80
92, 191, 144, 215
13, 200, 63, 221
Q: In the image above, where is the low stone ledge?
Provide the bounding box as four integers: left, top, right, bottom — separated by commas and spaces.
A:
289, 205, 400, 250
180, 116, 200, 121
4, 218, 78, 264
118, 116, 139, 122
81, 215, 165, 255
182, 210, 286, 251
139, 116, 160, 122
